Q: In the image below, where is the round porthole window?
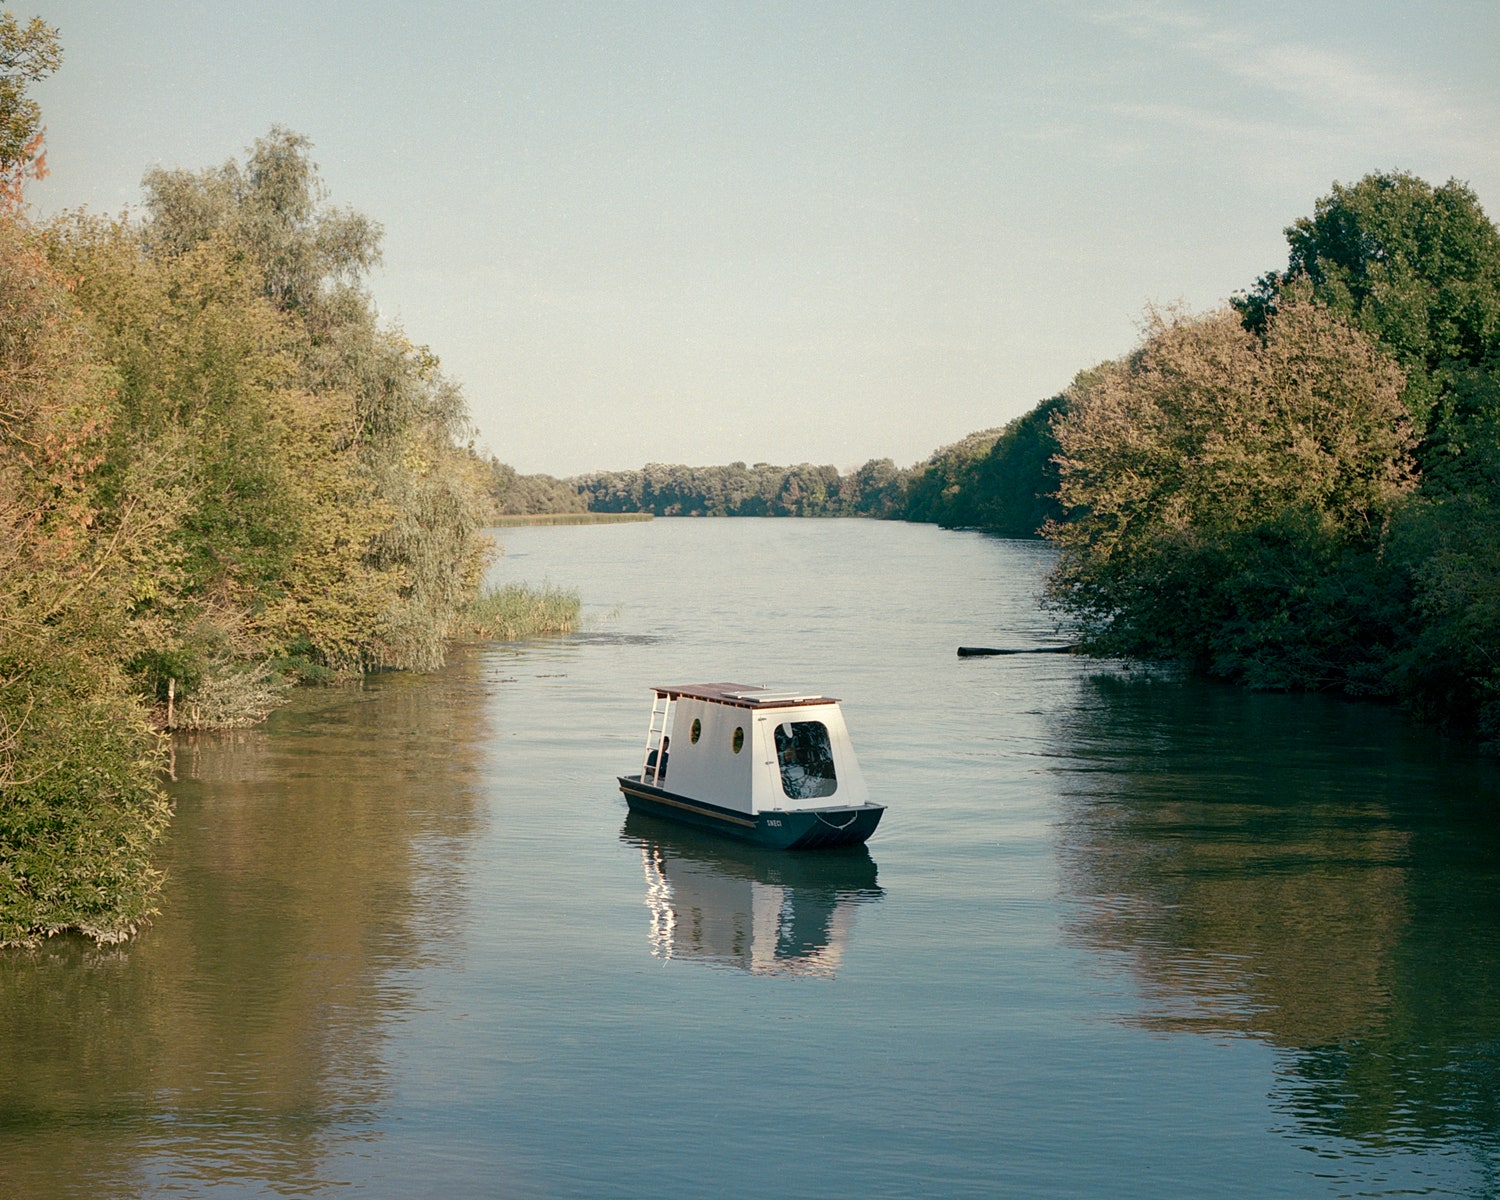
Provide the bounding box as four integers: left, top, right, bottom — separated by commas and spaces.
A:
732, 727, 744, 754
690, 718, 701, 744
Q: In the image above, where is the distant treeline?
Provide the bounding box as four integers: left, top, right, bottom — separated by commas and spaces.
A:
571, 458, 906, 518
474, 171, 1500, 754
473, 449, 1034, 527
471, 405, 1060, 534
0, 23, 575, 947
475, 457, 592, 517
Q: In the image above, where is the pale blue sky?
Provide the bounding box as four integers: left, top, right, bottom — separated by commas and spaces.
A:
24, 1, 1500, 475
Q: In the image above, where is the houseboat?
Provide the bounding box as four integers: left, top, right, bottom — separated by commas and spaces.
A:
617, 682, 885, 849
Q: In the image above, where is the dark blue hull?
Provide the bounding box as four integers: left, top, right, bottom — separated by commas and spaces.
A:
617, 775, 885, 849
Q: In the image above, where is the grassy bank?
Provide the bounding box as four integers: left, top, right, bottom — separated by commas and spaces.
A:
487, 512, 652, 527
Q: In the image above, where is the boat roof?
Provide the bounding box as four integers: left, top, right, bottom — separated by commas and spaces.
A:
650, 682, 840, 709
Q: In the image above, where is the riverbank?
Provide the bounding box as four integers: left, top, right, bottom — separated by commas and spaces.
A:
1, 580, 582, 950
487, 512, 653, 527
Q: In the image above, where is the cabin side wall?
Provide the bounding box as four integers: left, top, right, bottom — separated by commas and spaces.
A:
666, 698, 757, 814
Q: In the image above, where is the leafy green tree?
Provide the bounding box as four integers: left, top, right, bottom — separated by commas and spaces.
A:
840, 457, 906, 518
142, 126, 380, 320
1236, 171, 1500, 447
962, 392, 1071, 538
899, 428, 1004, 527
1387, 486, 1500, 739
136, 129, 490, 672
1232, 170, 1500, 738
45, 212, 319, 702
1382, 358, 1500, 739
774, 463, 840, 516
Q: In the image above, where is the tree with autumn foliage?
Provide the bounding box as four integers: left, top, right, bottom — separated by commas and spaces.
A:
0, 211, 172, 947
1048, 299, 1414, 690
0, 8, 171, 945
0, 11, 58, 206
0, 23, 547, 943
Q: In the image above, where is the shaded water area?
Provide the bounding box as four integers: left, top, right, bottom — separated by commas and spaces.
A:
3, 519, 1499, 1198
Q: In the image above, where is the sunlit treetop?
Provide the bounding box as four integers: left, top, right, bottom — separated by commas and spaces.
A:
0, 11, 61, 206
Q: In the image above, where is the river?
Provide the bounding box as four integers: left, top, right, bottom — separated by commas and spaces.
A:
2, 518, 1498, 1198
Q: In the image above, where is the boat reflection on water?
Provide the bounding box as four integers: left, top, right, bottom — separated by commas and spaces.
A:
620, 811, 884, 977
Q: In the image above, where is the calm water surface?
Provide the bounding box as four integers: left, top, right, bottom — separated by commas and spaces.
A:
3, 519, 1499, 1198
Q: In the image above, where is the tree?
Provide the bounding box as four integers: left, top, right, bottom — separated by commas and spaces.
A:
0, 211, 170, 946
142, 126, 380, 319
45, 211, 323, 702
1232, 171, 1500, 735
964, 392, 1072, 538
900, 428, 1004, 527
1047, 300, 1413, 685
840, 457, 905, 518
0, 12, 60, 206
135, 129, 490, 672
1235, 171, 1500, 447
474, 456, 587, 517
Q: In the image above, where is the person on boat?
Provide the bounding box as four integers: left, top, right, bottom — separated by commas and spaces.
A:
646, 736, 669, 780
778, 735, 809, 798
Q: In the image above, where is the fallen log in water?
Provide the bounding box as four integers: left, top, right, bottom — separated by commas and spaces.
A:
957, 645, 1078, 657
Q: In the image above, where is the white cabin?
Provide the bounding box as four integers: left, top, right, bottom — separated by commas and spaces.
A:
640, 682, 871, 815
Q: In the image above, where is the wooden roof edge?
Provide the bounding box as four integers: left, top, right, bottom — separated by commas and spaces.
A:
649, 682, 841, 708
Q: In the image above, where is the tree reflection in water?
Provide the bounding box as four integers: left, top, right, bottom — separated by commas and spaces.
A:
0, 650, 492, 1199
1051, 672, 1500, 1163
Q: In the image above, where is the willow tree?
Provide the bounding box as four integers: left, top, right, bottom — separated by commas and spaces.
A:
136, 128, 489, 672
1047, 299, 1413, 689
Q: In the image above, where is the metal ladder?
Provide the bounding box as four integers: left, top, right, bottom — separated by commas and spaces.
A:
642, 691, 672, 784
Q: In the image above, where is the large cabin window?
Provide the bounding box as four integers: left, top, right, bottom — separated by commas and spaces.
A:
774, 720, 838, 799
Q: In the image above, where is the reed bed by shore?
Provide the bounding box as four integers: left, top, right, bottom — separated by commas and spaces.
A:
457, 582, 582, 641
487, 512, 652, 527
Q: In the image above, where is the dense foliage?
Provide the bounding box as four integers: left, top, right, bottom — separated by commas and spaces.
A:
475, 454, 590, 517
0, 209, 172, 946
0, 32, 569, 944
40, 128, 493, 700
1048, 172, 1500, 745
1235, 171, 1500, 454
1049, 300, 1414, 686
898, 428, 1003, 527
0, 16, 171, 946
898, 400, 1071, 537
